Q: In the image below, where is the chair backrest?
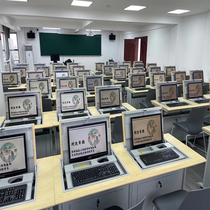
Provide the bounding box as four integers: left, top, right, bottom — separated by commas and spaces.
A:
42, 98, 52, 112
179, 187, 210, 210
203, 83, 209, 94
186, 106, 208, 134
177, 85, 183, 97
145, 89, 156, 107
129, 196, 146, 210
112, 116, 123, 144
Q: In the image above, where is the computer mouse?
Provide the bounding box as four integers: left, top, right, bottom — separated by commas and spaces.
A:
97, 157, 109, 163
11, 177, 23, 183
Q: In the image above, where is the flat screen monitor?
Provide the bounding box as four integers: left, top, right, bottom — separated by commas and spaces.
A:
109, 62, 118, 68
152, 73, 165, 86
0, 134, 27, 178
54, 66, 67, 71
160, 84, 178, 102
77, 70, 90, 82
13, 67, 26, 77
132, 68, 144, 74
104, 66, 113, 75
59, 78, 77, 89
147, 63, 157, 67
131, 114, 163, 149
134, 63, 144, 67
60, 91, 85, 113
96, 63, 104, 71
150, 67, 161, 72
67, 121, 108, 163
188, 82, 203, 99
99, 88, 120, 109
28, 72, 44, 79
173, 72, 186, 84
2, 73, 18, 85
8, 95, 38, 119
86, 77, 102, 91
114, 69, 126, 80
36, 66, 50, 77
29, 80, 49, 94
119, 65, 128, 73
55, 71, 69, 78
131, 75, 145, 88
165, 66, 176, 76
73, 66, 84, 71
122, 62, 131, 68
50, 53, 60, 63
192, 71, 203, 81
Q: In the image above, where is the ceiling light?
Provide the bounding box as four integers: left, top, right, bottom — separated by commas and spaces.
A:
168, 9, 190, 14
71, 0, 93, 7
6, 0, 28, 2
86, 29, 101, 32
42, 27, 61, 30
124, 5, 147, 11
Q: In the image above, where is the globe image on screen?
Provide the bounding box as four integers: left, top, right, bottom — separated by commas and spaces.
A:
169, 87, 174, 97
88, 128, 101, 147
138, 70, 141, 73
39, 82, 45, 92
196, 85, 201, 93
9, 75, 15, 82
180, 74, 184, 81
198, 73, 202, 79
159, 75, 163, 82
62, 73, 66, 77
120, 71, 124, 77
0, 142, 17, 163
72, 95, 80, 106
109, 68, 112, 73
20, 70, 24, 76
68, 81, 74, 88
23, 99, 32, 111
138, 76, 143, 85
84, 73, 88, 75
110, 92, 117, 104
36, 74, 41, 78
147, 120, 157, 135
94, 79, 99, 86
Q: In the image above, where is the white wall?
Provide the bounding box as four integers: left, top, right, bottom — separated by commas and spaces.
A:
17, 28, 122, 70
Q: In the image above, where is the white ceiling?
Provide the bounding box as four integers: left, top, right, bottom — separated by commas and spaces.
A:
0, 0, 210, 31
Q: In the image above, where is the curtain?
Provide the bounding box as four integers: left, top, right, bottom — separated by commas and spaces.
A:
2, 25, 10, 61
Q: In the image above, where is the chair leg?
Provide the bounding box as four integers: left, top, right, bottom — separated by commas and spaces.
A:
193, 135, 197, 146
202, 132, 207, 154
171, 125, 175, 135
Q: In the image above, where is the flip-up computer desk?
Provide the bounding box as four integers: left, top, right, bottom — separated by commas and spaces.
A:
53, 133, 205, 210
8, 84, 27, 91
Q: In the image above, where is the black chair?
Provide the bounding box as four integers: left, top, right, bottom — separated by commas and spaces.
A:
139, 89, 156, 109
42, 98, 53, 112
111, 116, 123, 144
153, 187, 210, 210
177, 85, 183, 97
165, 76, 171, 81
21, 77, 26, 84
171, 106, 208, 152
3, 87, 9, 92
203, 83, 209, 94
104, 196, 145, 210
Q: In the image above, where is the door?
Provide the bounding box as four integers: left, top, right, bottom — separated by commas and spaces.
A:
139, 36, 148, 68
124, 39, 138, 67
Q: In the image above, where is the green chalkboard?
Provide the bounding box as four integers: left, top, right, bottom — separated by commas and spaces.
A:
39, 33, 101, 56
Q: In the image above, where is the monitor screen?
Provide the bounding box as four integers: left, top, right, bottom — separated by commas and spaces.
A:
151, 67, 161, 72
188, 82, 203, 99
166, 67, 176, 76
132, 68, 144, 74
0, 134, 27, 178
104, 66, 113, 75
2, 73, 18, 85
67, 121, 108, 163
59, 78, 77, 89
153, 74, 165, 86
55, 71, 69, 78
174, 72, 186, 84
55, 66, 66, 71
96, 63, 103, 71
193, 71, 203, 80
28, 72, 43, 79
114, 69, 126, 80
131, 114, 163, 149
37, 67, 49, 77
86, 77, 102, 91
119, 65, 128, 72
8, 95, 38, 119
60, 91, 85, 113
99, 88, 120, 109
29, 80, 49, 94
77, 71, 90, 81
73, 66, 84, 71
132, 75, 145, 88
160, 84, 177, 102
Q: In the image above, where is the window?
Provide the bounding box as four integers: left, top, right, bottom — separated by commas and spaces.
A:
1, 32, 6, 62
9, 33, 19, 63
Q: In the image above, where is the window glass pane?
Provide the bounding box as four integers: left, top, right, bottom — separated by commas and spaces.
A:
10, 50, 19, 61
9, 33, 18, 49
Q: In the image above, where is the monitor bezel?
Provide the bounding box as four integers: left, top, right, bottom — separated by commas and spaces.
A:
76, 70, 91, 81
36, 66, 50, 77
8, 95, 39, 120
150, 66, 161, 73
67, 121, 109, 163
55, 70, 69, 80
192, 71, 203, 81
0, 133, 28, 179
12, 67, 27, 77
187, 81, 203, 99
28, 79, 49, 95
99, 87, 121, 109
60, 90, 86, 113
131, 74, 146, 88
165, 66, 176, 76
130, 113, 164, 150
59, 78, 78, 89
104, 65, 113, 75
173, 71, 186, 84
151, 72, 165, 86
160, 83, 178, 102
114, 69, 127, 81
27, 71, 44, 78
86, 76, 102, 91
132, 67, 144, 73
95, 63, 104, 71
2, 72, 19, 86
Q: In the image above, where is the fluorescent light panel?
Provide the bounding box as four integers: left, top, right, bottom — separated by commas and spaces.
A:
86, 29, 101, 32
71, 0, 93, 7
168, 9, 190, 14
6, 0, 28, 2
42, 27, 61, 30
124, 5, 147, 11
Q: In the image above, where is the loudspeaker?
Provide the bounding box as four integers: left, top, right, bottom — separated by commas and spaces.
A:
109, 33, 116, 40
